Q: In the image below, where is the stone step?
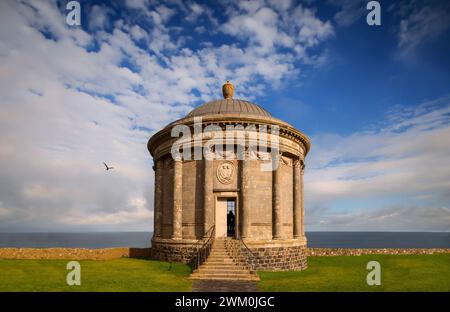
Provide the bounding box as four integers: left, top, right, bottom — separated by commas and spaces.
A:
202, 259, 248, 266
202, 259, 236, 264
204, 259, 235, 263
208, 253, 230, 257
201, 262, 244, 267
200, 266, 249, 272
189, 274, 260, 281
189, 238, 259, 282
195, 268, 252, 275
190, 272, 257, 277
206, 257, 234, 263
191, 271, 253, 277
198, 262, 242, 268
191, 271, 257, 276
202, 267, 251, 273
196, 264, 248, 270
206, 254, 233, 259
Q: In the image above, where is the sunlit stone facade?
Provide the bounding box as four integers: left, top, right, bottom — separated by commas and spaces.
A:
148, 82, 311, 270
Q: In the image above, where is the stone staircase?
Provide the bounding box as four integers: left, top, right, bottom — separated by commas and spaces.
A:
189, 238, 260, 281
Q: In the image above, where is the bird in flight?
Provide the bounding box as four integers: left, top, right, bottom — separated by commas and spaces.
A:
103, 162, 114, 171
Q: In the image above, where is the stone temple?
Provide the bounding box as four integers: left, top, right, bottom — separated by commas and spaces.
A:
148, 82, 310, 272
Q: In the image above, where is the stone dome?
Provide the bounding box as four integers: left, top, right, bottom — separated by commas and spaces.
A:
186, 98, 272, 118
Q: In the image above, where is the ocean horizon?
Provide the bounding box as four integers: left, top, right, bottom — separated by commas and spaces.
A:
0, 232, 448, 249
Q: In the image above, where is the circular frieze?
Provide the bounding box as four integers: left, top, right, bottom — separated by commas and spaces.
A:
216, 161, 235, 184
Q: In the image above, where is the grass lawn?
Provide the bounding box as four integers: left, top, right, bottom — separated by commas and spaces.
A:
259, 254, 450, 292
0, 258, 191, 292
1, 254, 448, 291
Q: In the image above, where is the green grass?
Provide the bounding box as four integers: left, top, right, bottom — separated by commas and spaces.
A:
0, 258, 192, 292
1, 254, 448, 291
258, 254, 450, 292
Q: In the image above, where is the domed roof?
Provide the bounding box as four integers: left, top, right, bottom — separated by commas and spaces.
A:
187, 98, 272, 118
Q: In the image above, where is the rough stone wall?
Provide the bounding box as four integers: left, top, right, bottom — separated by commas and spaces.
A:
0, 248, 151, 260
150, 241, 201, 264
249, 246, 308, 271
1, 247, 447, 262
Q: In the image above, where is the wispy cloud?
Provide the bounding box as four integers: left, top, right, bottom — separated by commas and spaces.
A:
389, 0, 450, 56
330, 0, 367, 26
306, 96, 450, 231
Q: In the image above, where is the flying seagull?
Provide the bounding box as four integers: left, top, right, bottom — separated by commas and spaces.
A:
103, 162, 114, 171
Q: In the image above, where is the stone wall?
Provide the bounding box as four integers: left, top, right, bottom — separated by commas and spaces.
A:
150, 240, 202, 264
182, 160, 204, 239
249, 246, 308, 271
1, 247, 447, 262
0, 247, 151, 260
247, 160, 272, 240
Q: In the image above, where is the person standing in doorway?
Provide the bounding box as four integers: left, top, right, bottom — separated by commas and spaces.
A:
227, 210, 235, 236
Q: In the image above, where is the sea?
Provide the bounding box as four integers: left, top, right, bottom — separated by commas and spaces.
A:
0, 232, 448, 249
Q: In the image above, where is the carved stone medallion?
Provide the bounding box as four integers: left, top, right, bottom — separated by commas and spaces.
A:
216, 161, 235, 184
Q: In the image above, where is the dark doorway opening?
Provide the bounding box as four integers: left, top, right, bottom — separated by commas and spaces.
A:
226, 199, 236, 237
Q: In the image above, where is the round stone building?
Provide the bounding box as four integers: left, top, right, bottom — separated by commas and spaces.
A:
148, 82, 311, 271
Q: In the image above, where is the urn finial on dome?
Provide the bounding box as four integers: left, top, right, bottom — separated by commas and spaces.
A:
222, 80, 234, 99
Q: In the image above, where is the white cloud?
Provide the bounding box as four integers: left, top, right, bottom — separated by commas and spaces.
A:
222, 1, 333, 55
59, 196, 152, 225
125, 0, 149, 11
330, 0, 366, 26
0, 0, 334, 231
305, 97, 450, 231
88, 5, 113, 30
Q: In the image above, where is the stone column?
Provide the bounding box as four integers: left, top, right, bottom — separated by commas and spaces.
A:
203, 159, 214, 238
300, 163, 305, 236
293, 158, 302, 238
272, 157, 282, 239
172, 159, 183, 240
240, 155, 251, 238
153, 159, 164, 238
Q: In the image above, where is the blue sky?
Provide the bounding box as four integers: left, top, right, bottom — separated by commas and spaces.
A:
0, 0, 449, 232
